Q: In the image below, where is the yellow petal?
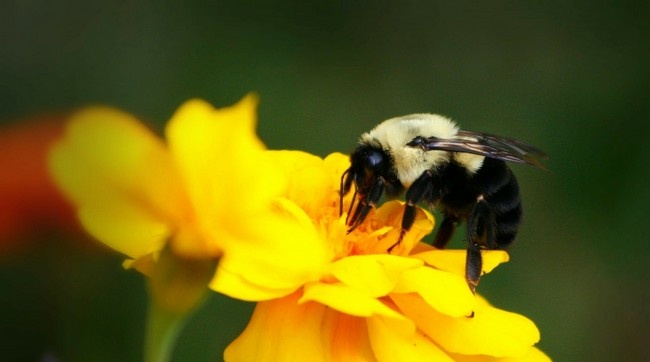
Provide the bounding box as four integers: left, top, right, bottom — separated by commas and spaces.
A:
391, 266, 475, 317
166, 95, 285, 236
165, 95, 301, 259
323, 152, 358, 215
208, 263, 297, 301
267, 150, 333, 216
394, 294, 540, 357
450, 346, 551, 362
78, 205, 169, 258
328, 254, 423, 297
300, 282, 409, 323
367, 315, 454, 362
414, 249, 510, 276
500, 347, 551, 362
122, 253, 157, 276
210, 198, 331, 300
224, 292, 329, 362
49, 107, 184, 258
323, 152, 352, 186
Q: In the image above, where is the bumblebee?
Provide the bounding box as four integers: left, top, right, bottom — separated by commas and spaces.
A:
340, 114, 546, 292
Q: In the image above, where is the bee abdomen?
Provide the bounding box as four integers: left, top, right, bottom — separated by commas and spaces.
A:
480, 160, 523, 249
493, 202, 522, 248
485, 169, 521, 214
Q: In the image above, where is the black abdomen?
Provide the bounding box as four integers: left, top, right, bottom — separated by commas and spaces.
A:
473, 158, 522, 249
437, 157, 522, 250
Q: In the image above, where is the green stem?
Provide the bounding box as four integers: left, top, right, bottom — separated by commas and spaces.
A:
142, 246, 217, 362
144, 300, 187, 362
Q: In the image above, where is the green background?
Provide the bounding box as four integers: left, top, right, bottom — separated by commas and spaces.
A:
2, 1, 649, 361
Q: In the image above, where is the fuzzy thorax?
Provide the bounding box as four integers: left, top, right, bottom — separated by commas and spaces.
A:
360, 113, 482, 186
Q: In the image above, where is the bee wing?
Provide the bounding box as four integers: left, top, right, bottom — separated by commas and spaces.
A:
408, 130, 547, 168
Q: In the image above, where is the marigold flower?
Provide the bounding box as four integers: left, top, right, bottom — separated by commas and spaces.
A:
48, 95, 331, 302
225, 151, 550, 362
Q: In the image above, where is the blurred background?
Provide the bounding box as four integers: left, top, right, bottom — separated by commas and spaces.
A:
1, 1, 648, 361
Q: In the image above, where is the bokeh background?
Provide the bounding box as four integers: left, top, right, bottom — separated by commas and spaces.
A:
1, 1, 649, 361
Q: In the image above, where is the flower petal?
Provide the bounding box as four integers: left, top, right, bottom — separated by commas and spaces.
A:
392, 266, 475, 317
77, 204, 169, 258
300, 281, 409, 324
450, 346, 551, 362
414, 250, 510, 276
328, 254, 423, 297
210, 197, 331, 300
267, 150, 334, 217
49, 107, 184, 258
352, 200, 434, 256
323, 152, 353, 184
226, 291, 379, 362
209, 264, 297, 301
224, 292, 329, 362
166, 96, 286, 241
367, 315, 454, 362
321, 309, 376, 362
501, 347, 551, 362
394, 294, 540, 357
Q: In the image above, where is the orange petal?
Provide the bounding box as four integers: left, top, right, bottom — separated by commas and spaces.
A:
226, 291, 379, 361
0, 119, 78, 250
321, 309, 376, 361
224, 292, 329, 362
355, 200, 434, 256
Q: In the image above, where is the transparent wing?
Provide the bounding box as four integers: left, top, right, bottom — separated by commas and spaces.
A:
407, 129, 547, 168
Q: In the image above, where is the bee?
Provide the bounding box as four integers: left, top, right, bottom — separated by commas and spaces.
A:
340, 114, 546, 292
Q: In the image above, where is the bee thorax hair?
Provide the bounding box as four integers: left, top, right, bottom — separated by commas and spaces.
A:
359, 113, 460, 186
454, 152, 485, 174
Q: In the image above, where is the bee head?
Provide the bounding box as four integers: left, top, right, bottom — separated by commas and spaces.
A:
342, 145, 390, 197
340, 143, 403, 228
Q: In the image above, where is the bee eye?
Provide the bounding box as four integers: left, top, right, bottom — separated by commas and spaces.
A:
406, 136, 428, 148
366, 151, 384, 169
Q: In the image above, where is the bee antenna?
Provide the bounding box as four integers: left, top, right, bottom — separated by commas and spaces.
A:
339, 167, 351, 216
345, 188, 358, 226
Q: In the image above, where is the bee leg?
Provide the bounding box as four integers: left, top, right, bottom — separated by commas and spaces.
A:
388, 171, 433, 253
433, 215, 458, 249
347, 177, 385, 232
465, 241, 482, 294
465, 198, 495, 293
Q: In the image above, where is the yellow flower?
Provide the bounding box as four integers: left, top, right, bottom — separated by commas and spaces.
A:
48, 95, 331, 302
225, 151, 550, 362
